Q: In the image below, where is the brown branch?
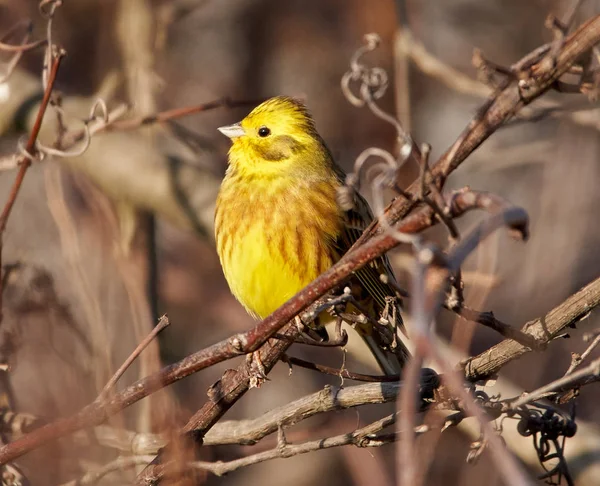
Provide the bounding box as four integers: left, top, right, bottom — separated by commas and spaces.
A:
0, 49, 64, 327
15, 380, 420, 455
281, 355, 399, 382
137, 188, 530, 482
58, 455, 156, 486
440, 191, 540, 347
407, 210, 533, 486
463, 276, 600, 382
510, 357, 600, 409
98, 314, 170, 399
396, 30, 492, 98
452, 306, 542, 350
190, 414, 403, 477
203, 381, 410, 446
105, 97, 263, 131
0, 51, 63, 232
352, 15, 600, 248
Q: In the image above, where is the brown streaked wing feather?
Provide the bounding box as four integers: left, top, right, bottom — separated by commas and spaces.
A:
336, 190, 404, 324
328, 152, 409, 374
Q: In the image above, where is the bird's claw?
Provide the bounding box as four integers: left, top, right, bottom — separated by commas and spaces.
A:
247, 351, 269, 388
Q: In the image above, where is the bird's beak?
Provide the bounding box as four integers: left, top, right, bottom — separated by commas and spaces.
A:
217, 123, 245, 139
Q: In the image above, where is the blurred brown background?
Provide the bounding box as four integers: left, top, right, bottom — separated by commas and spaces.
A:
0, 0, 599, 484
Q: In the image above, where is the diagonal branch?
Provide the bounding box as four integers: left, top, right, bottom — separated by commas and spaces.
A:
352, 15, 600, 248
463, 276, 600, 382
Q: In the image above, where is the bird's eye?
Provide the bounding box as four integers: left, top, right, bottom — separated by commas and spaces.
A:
258, 126, 271, 137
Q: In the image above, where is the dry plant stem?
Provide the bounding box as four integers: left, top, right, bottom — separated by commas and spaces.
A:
0, 206, 424, 465
281, 355, 399, 382
0, 38, 46, 52
428, 336, 533, 486
58, 455, 155, 486
353, 15, 600, 248
414, 216, 533, 486
140, 195, 517, 483
26, 380, 410, 454
398, 248, 430, 486
395, 28, 586, 128
183, 323, 301, 435
0, 51, 63, 324
43, 98, 252, 156
396, 30, 492, 98
137, 323, 303, 483
106, 97, 262, 131
398, 354, 424, 486
189, 414, 400, 477
0, 53, 63, 232
564, 333, 600, 375
98, 314, 170, 399
397, 201, 530, 486
464, 276, 600, 382
453, 306, 541, 349
510, 357, 600, 409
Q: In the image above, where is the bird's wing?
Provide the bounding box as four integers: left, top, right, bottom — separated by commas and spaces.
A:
332, 181, 410, 374
335, 189, 403, 322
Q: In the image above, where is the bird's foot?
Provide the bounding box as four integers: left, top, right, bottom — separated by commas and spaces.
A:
247, 351, 269, 388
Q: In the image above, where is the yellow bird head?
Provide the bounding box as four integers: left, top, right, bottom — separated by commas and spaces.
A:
218, 96, 331, 175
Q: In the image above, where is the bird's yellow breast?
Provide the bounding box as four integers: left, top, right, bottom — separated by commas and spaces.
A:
215, 174, 342, 319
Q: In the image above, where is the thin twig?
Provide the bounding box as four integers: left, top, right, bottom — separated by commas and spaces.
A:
452, 306, 543, 350
564, 332, 600, 375
463, 276, 600, 382
511, 357, 600, 409
190, 414, 408, 477
410, 210, 535, 486
0, 38, 46, 52
106, 98, 262, 131
0, 51, 64, 232
97, 315, 170, 399
0, 49, 64, 326
58, 455, 155, 486
282, 355, 399, 382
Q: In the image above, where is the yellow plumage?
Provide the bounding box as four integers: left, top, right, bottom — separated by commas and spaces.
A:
215, 96, 409, 374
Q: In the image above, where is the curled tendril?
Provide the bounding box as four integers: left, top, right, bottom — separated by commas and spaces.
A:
17, 137, 44, 163
36, 123, 91, 158
88, 98, 109, 124
340, 32, 414, 156
0, 47, 24, 84
346, 147, 419, 245
339, 34, 422, 246
372, 170, 420, 246
39, 0, 62, 18
337, 147, 398, 212
0, 26, 33, 84
41, 0, 63, 91
351, 147, 400, 192
341, 33, 387, 107
38, 96, 110, 160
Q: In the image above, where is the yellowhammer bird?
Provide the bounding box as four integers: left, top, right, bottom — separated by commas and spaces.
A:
215, 96, 409, 375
